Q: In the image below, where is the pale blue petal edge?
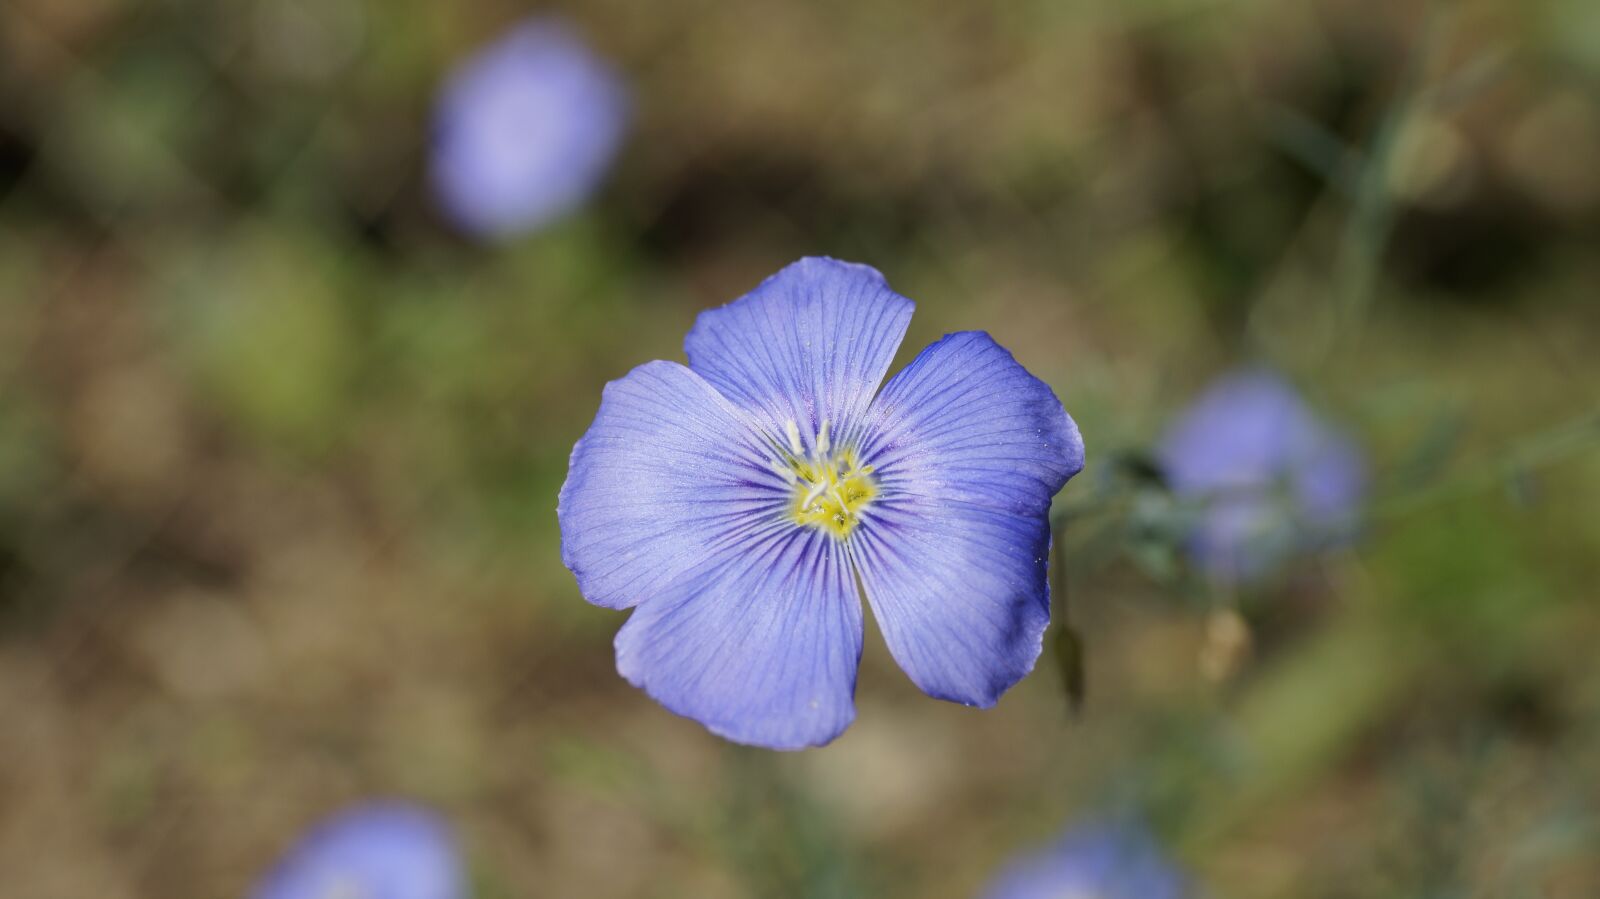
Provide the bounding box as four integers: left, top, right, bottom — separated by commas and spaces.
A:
684, 257, 914, 451
853, 332, 1084, 707
614, 527, 862, 749
558, 360, 789, 610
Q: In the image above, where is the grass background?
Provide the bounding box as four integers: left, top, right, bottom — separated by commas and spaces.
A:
1, 0, 1598, 896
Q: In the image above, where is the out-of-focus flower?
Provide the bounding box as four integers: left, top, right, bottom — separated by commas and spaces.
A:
558, 258, 1085, 750
981, 823, 1190, 899
251, 802, 466, 899
1158, 368, 1366, 585
430, 16, 628, 239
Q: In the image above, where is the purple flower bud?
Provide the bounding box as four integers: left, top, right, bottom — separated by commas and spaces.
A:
981, 822, 1190, 899
1158, 368, 1366, 584
250, 802, 465, 899
431, 17, 629, 239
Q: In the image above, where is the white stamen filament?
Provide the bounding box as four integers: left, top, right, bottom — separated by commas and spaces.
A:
776, 419, 877, 537
801, 478, 828, 509
767, 457, 799, 484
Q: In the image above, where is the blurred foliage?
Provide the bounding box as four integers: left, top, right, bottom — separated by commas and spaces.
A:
1, 0, 1599, 897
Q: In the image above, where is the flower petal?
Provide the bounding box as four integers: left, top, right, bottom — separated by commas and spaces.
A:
251, 803, 465, 899
558, 361, 789, 610
431, 17, 629, 238
1291, 420, 1366, 537
614, 528, 862, 749
852, 332, 1084, 706
684, 257, 914, 449
1157, 368, 1366, 583
981, 823, 1190, 899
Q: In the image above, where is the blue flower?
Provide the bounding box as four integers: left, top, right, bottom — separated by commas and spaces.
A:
251, 802, 466, 899
559, 258, 1085, 749
981, 823, 1190, 899
1158, 368, 1366, 585
430, 16, 628, 239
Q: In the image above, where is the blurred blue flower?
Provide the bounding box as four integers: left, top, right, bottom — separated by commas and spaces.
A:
981, 823, 1190, 899
431, 16, 628, 239
559, 258, 1084, 749
1158, 368, 1366, 585
251, 802, 465, 899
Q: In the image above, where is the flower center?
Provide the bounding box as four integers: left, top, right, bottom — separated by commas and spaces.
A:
772, 420, 877, 539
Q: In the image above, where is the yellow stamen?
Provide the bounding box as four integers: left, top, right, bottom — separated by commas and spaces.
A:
781, 420, 876, 539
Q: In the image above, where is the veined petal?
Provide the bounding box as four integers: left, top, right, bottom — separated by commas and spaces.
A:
861, 332, 1085, 511
614, 528, 862, 749
849, 509, 1053, 707
558, 361, 789, 610
684, 257, 913, 450
852, 332, 1084, 706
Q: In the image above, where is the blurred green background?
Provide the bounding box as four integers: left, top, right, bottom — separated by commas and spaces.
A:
2, 0, 1598, 896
